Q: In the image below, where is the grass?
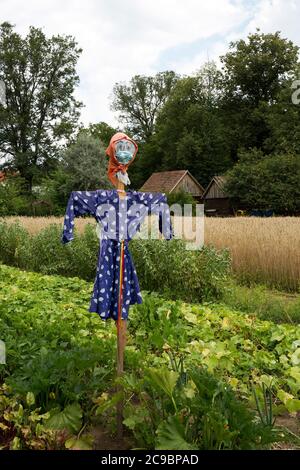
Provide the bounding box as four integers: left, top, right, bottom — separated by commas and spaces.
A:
1, 215, 300, 292
222, 280, 300, 324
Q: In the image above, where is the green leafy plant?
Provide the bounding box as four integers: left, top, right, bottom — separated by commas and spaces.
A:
252, 382, 276, 427
0, 264, 299, 450
0, 221, 231, 303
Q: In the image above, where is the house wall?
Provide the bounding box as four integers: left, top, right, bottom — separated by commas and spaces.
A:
205, 182, 226, 199
174, 174, 203, 197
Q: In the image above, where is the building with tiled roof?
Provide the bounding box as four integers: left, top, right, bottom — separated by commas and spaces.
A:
139, 170, 204, 200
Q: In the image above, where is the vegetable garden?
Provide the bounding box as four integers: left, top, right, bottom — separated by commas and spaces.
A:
1, 264, 300, 450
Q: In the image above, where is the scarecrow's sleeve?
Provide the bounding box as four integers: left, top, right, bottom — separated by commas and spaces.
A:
146, 192, 173, 240
61, 190, 98, 244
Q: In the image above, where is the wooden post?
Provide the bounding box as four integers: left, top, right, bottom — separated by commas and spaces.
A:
116, 180, 127, 439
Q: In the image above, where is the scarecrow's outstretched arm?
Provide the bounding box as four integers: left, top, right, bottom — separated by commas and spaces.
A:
61, 190, 98, 244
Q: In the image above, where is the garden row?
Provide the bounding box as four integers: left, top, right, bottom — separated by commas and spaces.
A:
0, 265, 300, 449
0, 219, 230, 304
1, 219, 300, 324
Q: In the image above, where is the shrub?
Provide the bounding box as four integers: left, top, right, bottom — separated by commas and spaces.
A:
0, 221, 230, 303
166, 190, 197, 214
0, 177, 30, 216
130, 238, 231, 302
0, 221, 30, 267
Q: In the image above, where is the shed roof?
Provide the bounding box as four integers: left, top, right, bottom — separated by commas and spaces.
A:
140, 170, 204, 193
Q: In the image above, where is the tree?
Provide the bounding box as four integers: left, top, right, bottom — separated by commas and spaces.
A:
225, 149, 300, 213
263, 64, 300, 155
0, 22, 83, 192
152, 62, 231, 187
0, 175, 29, 215
110, 71, 179, 141
220, 29, 300, 156
43, 133, 112, 212
128, 135, 165, 189
78, 121, 118, 148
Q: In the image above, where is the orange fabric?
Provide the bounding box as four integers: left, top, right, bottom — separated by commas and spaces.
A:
105, 132, 138, 187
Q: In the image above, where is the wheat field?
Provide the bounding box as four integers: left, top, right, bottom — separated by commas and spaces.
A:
205, 217, 300, 291
1, 215, 300, 291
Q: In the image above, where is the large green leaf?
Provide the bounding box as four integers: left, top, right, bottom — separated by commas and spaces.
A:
156, 415, 197, 450
146, 368, 179, 399
45, 403, 82, 433
95, 392, 122, 416
65, 435, 94, 450
291, 348, 300, 366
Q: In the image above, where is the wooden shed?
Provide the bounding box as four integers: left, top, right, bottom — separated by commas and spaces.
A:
202, 175, 233, 216
140, 170, 204, 201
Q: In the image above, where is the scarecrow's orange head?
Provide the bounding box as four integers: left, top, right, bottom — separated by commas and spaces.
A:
105, 132, 138, 187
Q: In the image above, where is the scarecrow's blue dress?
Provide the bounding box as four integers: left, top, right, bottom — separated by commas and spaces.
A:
61, 189, 173, 321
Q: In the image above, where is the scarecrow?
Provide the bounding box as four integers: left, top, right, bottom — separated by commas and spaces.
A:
61, 132, 173, 320
61, 132, 173, 436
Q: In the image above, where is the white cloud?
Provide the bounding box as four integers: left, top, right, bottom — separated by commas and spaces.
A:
0, 0, 299, 127
247, 0, 300, 44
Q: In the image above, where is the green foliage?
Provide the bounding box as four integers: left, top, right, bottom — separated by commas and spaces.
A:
0, 220, 30, 267
220, 28, 299, 154
221, 29, 299, 106
127, 291, 300, 420
0, 384, 62, 450
42, 134, 112, 213
0, 177, 30, 215
0, 22, 82, 191
122, 366, 278, 450
153, 63, 232, 188
263, 68, 300, 154
146, 368, 179, 412
0, 221, 230, 303
0, 265, 298, 449
111, 71, 179, 140
130, 238, 231, 303
45, 403, 82, 434
166, 190, 197, 211
222, 281, 300, 324
156, 415, 197, 450
252, 383, 275, 427
7, 347, 113, 409
77, 121, 118, 148
127, 30, 300, 202
0, 265, 116, 448
225, 150, 300, 213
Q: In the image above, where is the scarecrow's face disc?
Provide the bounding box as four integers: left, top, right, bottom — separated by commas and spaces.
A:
114, 139, 136, 164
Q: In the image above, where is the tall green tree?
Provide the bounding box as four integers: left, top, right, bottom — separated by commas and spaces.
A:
225, 149, 300, 213
220, 29, 300, 157
151, 62, 231, 187
0, 22, 83, 192
78, 121, 118, 148
264, 64, 300, 154
111, 70, 179, 141
43, 133, 112, 212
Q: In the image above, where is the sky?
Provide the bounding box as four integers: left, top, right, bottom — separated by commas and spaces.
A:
1, 0, 300, 128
